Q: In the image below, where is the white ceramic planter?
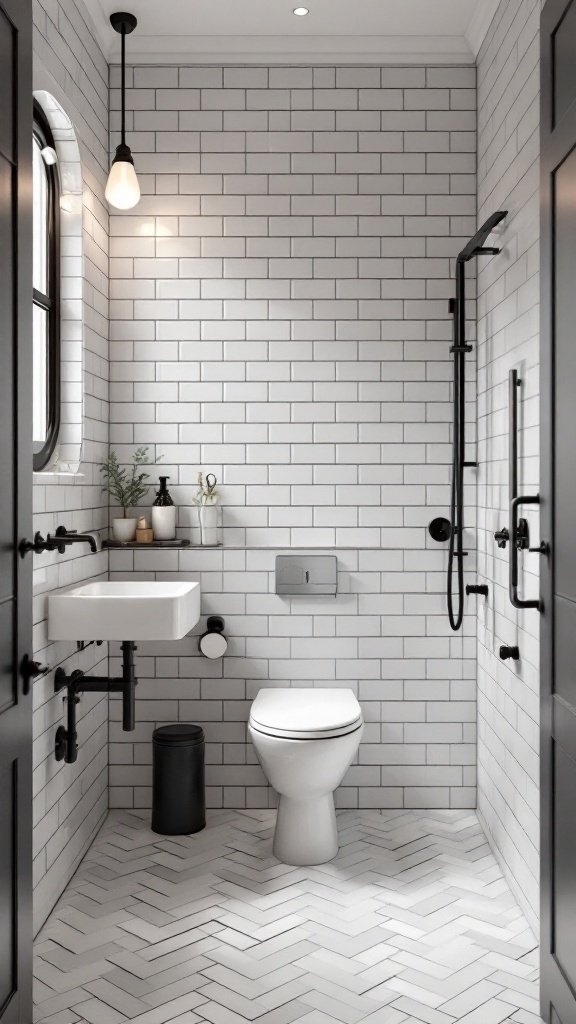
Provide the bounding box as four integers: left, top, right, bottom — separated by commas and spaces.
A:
198, 502, 219, 545
112, 517, 137, 543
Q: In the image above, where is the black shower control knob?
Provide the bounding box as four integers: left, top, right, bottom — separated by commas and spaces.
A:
516, 518, 530, 550
499, 645, 520, 661
494, 527, 509, 549
466, 584, 489, 597
428, 517, 452, 543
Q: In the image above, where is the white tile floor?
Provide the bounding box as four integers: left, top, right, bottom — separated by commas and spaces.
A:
34, 809, 542, 1024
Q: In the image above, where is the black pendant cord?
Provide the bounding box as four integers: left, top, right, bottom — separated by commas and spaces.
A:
120, 25, 126, 147
109, 11, 137, 160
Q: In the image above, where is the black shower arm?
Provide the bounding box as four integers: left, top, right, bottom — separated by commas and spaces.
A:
457, 211, 508, 263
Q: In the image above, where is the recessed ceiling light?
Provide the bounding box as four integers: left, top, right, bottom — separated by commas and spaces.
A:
293, 7, 309, 14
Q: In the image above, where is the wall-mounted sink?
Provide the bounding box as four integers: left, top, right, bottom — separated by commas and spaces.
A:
48, 581, 201, 641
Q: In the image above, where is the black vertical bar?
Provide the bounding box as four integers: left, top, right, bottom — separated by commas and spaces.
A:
509, 368, 519, 504
447, 261, 466, 632
120, 27, 126, 147
508, 370, 522, 601
121, 640, 136, 732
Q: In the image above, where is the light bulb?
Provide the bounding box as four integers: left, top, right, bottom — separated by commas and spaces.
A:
293, 7, 309, 14
105, 157, 140, 210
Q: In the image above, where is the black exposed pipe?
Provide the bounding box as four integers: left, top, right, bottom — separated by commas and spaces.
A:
446, 211, 507, 631
54, 641, 138, 763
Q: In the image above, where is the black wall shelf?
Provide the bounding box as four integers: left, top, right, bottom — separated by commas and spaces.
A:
104, 539, 192, 549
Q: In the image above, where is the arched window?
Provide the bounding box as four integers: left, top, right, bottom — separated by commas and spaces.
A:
33, 100, 60, 471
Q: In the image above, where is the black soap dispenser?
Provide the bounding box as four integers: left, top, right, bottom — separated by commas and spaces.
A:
151, 476, 176, 541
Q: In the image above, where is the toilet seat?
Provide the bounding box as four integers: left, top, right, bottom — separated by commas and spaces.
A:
249, 688, 363, 740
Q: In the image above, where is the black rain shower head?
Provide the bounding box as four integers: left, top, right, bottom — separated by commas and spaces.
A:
457, 210, 508, 263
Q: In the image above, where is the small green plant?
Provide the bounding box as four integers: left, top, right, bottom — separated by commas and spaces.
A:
100, 446, 157, 517
192, 471, 219, 506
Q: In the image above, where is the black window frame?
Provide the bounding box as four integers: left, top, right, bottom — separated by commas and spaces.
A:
33, 100, 60, 471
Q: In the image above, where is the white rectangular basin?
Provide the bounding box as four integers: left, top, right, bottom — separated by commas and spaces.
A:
48, 581, 201, 641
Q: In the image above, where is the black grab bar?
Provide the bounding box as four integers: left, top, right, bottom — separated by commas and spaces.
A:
510, 495, 541, 609
494, 369, 542, 609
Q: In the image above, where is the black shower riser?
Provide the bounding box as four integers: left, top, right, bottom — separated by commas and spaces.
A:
446, 210, 508, 632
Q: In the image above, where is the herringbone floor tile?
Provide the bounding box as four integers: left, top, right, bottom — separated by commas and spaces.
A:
34, 810, 542, 1024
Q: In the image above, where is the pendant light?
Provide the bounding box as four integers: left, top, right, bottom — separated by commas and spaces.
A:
105, 12, 140, 210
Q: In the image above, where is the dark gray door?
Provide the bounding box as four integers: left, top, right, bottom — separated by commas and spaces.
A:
541, 1, 576, 1021
0, 1, 33, 1022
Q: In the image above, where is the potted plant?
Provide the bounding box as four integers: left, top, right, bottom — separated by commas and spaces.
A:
192, 472, 220, 545
101, 446, 154, 542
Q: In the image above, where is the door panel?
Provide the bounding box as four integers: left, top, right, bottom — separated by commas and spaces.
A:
553, 745, 576, 984
0, 762, 15, 1012
554, 598, 576, 705
0, 603, 14, 715
0, 8, 13, 162
553, 149, 576, 600
0, 2, 33, 1023
541, 0, 576, 1020
0, 144, 14, 602
553, 0, 576, 125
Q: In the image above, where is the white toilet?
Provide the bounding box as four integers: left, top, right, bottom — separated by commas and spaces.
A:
248, 688, 363, 865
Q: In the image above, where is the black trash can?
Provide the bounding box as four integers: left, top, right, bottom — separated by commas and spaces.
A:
151, 724, 205, 835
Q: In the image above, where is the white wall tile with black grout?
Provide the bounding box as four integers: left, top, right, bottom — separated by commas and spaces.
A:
106, 63, 480, 813
108, 547, 477, 811
32, 0, 110, 935
476, 0, 541, 934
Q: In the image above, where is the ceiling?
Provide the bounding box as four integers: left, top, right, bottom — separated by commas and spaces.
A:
87, 0, 500, 64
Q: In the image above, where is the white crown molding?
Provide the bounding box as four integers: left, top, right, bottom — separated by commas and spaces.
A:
76, 0, 114, 59
465, 0, 501, 57
107, 34, 474, 66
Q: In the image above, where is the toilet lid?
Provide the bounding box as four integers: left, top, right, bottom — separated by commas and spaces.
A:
249, 688, 363, 739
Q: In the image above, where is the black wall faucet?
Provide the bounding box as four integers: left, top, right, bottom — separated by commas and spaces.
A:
20, 525, 101, 557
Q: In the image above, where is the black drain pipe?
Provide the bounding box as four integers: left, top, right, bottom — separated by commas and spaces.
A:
54, 640, 138, 763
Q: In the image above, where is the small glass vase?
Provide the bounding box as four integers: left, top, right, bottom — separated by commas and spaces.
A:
198, 502, 219, 546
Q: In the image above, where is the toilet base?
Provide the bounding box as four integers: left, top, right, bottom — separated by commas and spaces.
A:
274, 793, 338, 865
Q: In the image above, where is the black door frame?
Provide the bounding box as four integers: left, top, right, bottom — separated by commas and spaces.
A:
0, 1, 33, 1022
540, 1, 576, 1020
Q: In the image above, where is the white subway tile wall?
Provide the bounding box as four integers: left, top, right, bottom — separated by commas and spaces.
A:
32, 0, 109, 934
109, 547, 477, 810
476, 0, 541, 932
108, 65, 479, 811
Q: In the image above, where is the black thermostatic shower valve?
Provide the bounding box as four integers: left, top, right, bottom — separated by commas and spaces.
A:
494, 527, 509, 549
499, 645, 520, 661
428, 517, 452, 543
466, 584, 489, 597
